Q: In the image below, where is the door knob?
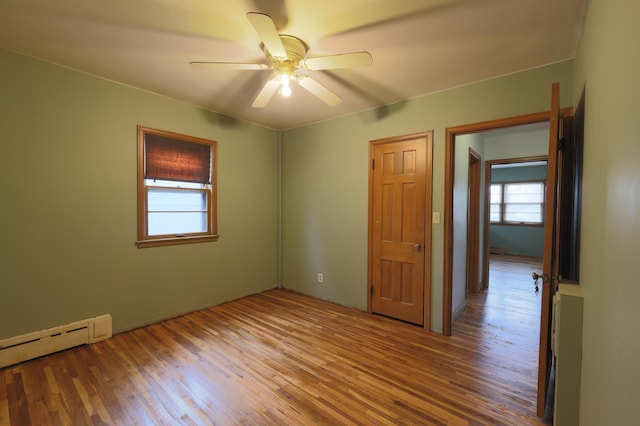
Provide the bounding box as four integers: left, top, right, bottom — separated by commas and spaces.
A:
414, 243, 421, 250
532, 272, 546, 282
532, 272, 560, 283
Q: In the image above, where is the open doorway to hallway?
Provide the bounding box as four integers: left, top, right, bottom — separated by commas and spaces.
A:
451, 122, 549, 319
448, 119, 552, 420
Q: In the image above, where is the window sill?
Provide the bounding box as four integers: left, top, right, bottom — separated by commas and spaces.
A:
490, 222, 544, 228
136, 234, 219, 249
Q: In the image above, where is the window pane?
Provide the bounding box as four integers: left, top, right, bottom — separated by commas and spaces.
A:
148, 212, 207, 236
505, 204, 543, 223
504, 183, 544, 204
490, 204, 501, 222
490, 184, 502, 203
148, 188, 206, 212
147, 187, 208, 236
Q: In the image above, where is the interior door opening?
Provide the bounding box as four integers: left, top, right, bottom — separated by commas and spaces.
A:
444, 87, 572, 418
451, 121, 550, 322
448, 119, 553, 421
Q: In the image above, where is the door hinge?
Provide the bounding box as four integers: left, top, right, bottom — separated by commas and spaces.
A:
371, 159, 375, 170
558, 136, 566, 151
370, 285, 374, 296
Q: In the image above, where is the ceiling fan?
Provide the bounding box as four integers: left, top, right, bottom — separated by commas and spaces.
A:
190, 12, 373, 108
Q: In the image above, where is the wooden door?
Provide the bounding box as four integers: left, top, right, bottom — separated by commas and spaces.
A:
536, 82, 563, 416
466, 149, 482, 293
369, 133, 430, 326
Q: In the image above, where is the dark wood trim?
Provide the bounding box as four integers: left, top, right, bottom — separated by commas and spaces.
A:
482, 162, 492, 290
443, 128, 454, 336
424, 132, 433, 331
367, 141, 375, 315
482, 155, 548, 289
466, 148, 482, 294
537, 83, 561, 417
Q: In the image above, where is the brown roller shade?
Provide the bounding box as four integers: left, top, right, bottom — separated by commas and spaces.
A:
145, 133, 211, 184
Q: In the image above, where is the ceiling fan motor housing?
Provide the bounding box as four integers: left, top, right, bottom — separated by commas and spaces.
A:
267, 35, 309, 76
279, 35, 308, 60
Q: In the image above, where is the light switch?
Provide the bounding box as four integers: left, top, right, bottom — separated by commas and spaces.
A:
432, 212, 441, 224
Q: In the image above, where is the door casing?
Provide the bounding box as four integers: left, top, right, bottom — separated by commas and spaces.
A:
466, 148, 482, 294
444, 98, 573, 417
443, 109, 571, 336
482, 155, 548, 291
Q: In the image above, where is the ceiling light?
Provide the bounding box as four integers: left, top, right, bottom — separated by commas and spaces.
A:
279, 73, 292, 97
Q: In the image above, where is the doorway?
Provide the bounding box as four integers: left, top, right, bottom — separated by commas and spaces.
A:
484, 157, 548, 287
445, 84, 572, 418
444, 112, 555, 334
446, 114, 554, 417
448, 120, 550, 326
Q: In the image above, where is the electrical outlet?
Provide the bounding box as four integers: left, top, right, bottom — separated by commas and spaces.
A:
317, 273, 324, 283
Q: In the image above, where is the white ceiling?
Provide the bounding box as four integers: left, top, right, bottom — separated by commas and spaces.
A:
0, 0, 585, 130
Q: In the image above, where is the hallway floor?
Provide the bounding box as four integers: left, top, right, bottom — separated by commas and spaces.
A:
453, 254, 553, 423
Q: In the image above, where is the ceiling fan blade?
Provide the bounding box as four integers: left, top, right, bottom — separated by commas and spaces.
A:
246, 12, 287, 58
298, 77, 342, 107
189, 61, 269, 70
302, 52, 373, 71
252, 79, 280, 108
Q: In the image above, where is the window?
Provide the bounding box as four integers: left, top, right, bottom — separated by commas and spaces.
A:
137, 126, 218, 248
490, 181, 545, 225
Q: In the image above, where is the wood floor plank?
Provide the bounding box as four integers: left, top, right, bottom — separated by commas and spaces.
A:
1, 257, 550, 425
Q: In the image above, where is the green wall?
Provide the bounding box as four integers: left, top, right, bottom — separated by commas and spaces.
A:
0, 49, 575, 340
452, 133, 485, 314
281, 60, 574, 332
0, 49, 280, 339
573, 0, 640, 423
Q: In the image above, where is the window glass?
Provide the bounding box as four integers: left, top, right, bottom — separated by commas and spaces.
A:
490, 184, 502, 222
491, 181, 544, 225
147, 187, 208, 236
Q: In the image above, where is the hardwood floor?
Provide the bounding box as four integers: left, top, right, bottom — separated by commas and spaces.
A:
2, 267, 549, 425
453, 254, 550, 424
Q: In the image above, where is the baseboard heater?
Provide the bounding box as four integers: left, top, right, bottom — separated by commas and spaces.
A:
0, 314, 112, 369
490, 246, 506, 255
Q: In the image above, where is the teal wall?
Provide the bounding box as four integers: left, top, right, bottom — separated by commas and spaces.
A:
0, 49, 280, 339
281, 60, 574, 332
490, 226, 544, 258
572, 0, 640, 423
492, 164, 547, 182
490, 165, 546, 258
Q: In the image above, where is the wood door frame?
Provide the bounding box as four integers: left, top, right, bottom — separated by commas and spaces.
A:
443, 109, 572, 336
466, 148, 482, 294
482, 155, 548, 291
367, 131, 433, 331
